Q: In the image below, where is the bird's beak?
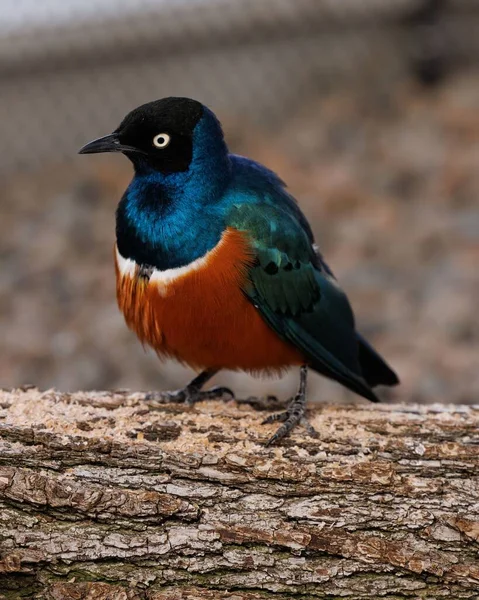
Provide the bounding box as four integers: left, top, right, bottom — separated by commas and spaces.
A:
78, 133, 144, 155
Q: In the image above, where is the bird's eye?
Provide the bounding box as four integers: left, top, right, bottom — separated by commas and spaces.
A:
153, 133, 171, 149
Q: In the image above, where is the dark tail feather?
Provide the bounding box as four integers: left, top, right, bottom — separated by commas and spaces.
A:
357, 333, 400, 388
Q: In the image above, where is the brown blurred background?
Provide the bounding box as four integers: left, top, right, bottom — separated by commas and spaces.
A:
1, 0, 478, 404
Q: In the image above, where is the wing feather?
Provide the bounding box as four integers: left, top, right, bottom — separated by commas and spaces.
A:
227, 203, 379, 402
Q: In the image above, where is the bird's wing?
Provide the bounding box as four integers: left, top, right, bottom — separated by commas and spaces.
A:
227, 203, 379, 402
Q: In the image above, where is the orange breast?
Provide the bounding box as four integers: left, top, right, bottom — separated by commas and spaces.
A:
115, 227, 303, 372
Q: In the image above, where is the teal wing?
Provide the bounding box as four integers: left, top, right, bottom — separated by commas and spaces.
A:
227, 203, 379, 402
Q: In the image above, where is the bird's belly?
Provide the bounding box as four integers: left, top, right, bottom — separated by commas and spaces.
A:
115, 228, 303, 372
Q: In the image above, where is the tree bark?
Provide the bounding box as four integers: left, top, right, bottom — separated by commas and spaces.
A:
0, 388, 478, 599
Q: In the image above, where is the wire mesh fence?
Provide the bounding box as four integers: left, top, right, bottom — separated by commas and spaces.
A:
2, 0, 479, 170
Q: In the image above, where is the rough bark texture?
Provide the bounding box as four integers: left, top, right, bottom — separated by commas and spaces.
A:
0, 388, 478, 599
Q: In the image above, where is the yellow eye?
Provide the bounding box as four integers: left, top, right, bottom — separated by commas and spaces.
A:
153, 133, 171, 149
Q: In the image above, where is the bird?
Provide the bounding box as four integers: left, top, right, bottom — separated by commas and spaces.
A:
79, 97, 399, 445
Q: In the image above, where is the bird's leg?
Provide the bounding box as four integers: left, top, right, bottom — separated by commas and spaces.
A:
145, 369, 234, 405
263, 365, 318, 446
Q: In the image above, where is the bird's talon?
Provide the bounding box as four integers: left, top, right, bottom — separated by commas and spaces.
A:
265, 433, 280, 448
207, 386, 235, 401
261, 411, 290, 425
264, 410, 318, 445
142, 381, 235, 407
185, 386, 235, 403
144, 390, 186, 403
236, 395, 282, 411
263, 370, 313, 445
184, 390, 199, 406
300, 417, 319, 438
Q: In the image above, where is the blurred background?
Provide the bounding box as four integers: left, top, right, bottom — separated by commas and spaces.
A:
1, 0, 478, 405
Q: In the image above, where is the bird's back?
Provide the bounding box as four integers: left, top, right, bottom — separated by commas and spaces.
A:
224, 154, 398, 395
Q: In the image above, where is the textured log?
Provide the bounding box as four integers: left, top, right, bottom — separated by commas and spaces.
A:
0, 388, 478, 599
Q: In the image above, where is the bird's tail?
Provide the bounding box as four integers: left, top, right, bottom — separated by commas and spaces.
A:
357, 333, 399, 388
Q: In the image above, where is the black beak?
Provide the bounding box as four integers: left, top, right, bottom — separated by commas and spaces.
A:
78, 133, 145, 155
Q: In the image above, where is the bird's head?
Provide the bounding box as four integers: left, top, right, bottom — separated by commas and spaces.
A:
79, 97, 227, 175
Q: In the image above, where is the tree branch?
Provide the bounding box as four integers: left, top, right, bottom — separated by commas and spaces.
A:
0, 388, 478, 599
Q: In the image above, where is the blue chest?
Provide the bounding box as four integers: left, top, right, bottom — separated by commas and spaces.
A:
116, 175, 226, 270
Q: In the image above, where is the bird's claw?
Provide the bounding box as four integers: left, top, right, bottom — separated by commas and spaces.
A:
263, 392, 318, 446
144, 385, 234, 405
236, 395, 284, 411
144, 390, 184, 403
262, 410, 290, 424
196, 386, 235, 403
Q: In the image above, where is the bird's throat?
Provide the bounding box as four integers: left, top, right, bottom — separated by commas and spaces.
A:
116, 175, 225, 272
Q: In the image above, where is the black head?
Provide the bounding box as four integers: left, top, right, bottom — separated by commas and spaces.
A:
79, 97, 205, 173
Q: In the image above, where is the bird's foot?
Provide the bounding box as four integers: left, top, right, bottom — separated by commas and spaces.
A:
262, 391, 318, 446
145, 385, 235, 406
235, 395, 287, 411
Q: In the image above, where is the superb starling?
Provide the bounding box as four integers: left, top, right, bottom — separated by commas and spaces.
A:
79, 97, 399, 445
